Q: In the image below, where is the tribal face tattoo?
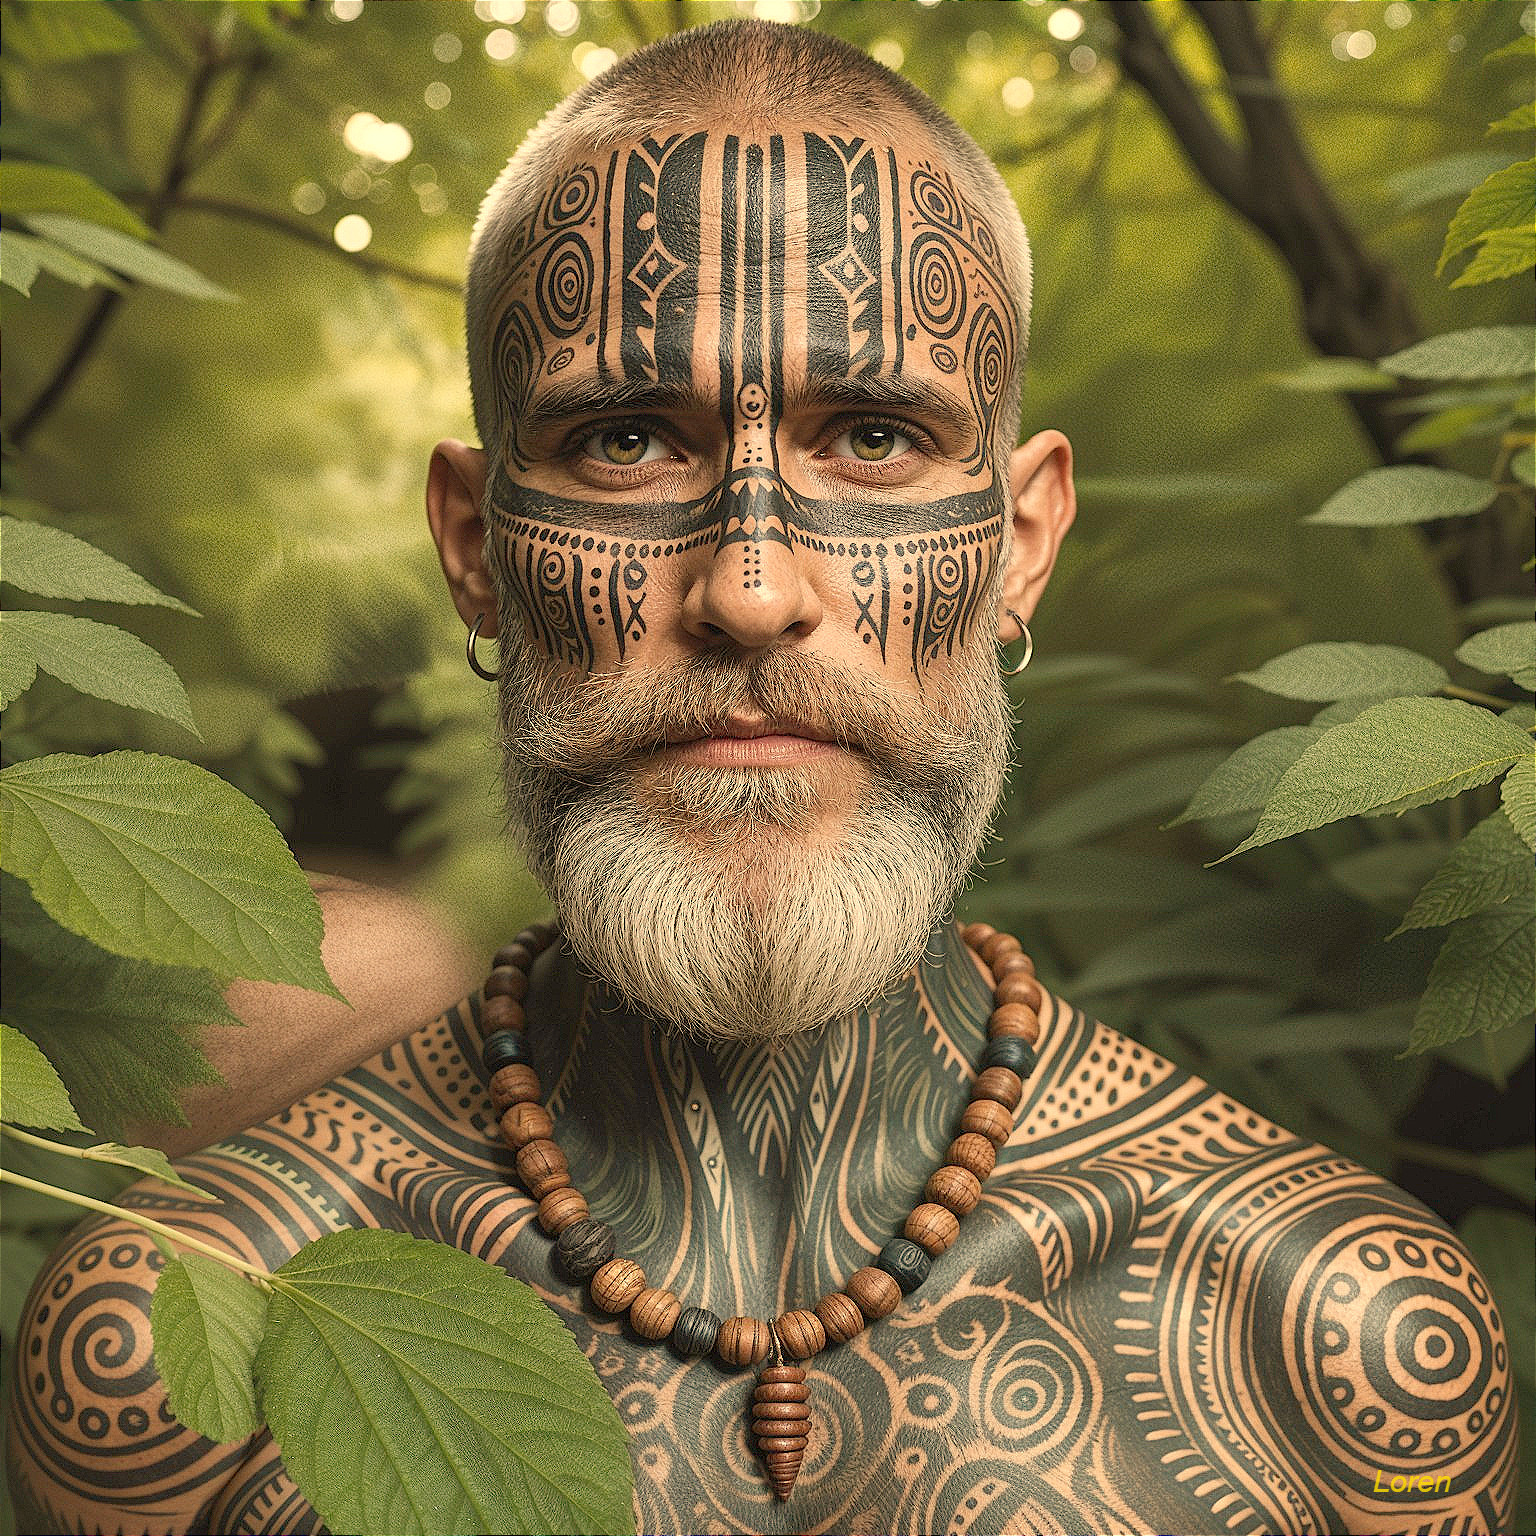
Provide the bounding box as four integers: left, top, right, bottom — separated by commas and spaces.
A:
480, 126, 1021, 681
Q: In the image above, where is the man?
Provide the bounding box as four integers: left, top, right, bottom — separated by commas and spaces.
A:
8, 21, 1516, 1535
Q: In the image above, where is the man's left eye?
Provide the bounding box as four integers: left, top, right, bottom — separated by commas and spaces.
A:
829, 424, 913, 463
580, 426, 671, 466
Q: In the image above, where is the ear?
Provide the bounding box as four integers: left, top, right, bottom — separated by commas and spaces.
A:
997, 429, 1075, 637
426, 440, 498, 637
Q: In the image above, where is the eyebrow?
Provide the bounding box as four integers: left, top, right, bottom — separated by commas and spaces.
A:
519, 376, 716, 441
787, 372, 978, 442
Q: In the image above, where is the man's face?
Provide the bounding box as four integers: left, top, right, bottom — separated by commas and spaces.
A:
433, 118, 1068, 1037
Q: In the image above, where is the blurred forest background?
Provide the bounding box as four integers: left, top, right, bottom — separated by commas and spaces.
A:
2, 0, 1533, 1525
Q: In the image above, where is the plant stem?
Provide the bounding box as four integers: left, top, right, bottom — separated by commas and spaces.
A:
0, 1167, 273, 1285
1440, 684, 1513, 709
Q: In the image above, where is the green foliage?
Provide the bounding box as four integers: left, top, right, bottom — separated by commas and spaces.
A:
1457, 620, 1536, 690
23, 213, 238, 301
0, 158, 148, 235
1438, 159, 1536, 281
1306, 465, 1496, 526
0, 1023, 86, 1132
257, 1229, 636, 1536
1379, 324, 1536, 379
1231, 642, 1448, 702
0, 514, 198, 612
1393, 812, 1535, 934
151, 1253, 269, 1443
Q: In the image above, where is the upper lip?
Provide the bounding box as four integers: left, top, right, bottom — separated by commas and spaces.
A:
664, 714, 834, 745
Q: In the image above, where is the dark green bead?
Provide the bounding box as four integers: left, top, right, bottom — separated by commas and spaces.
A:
671, 1306, 721, 1356
483, 1030, 534, 1074
981, 1037, 1037, 1078
876, 1238, 930, 1295
555, 1220, 615, 1280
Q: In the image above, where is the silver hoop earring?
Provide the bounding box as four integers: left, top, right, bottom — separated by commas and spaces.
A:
1001, 609, 1033, 677
466, 613, 500, 681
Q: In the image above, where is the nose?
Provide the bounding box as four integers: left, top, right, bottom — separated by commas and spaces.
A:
680, 527, 824, 650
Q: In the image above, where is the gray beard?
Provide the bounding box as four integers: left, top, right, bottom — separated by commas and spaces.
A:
494, 618, 1014, 1043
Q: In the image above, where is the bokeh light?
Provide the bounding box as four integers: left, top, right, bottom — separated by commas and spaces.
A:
1069, 44, 1097, 73
342, 111, 413, 164
432, 33, 462, 63
424, 81, 451, 109
870, 37, 904, 71
545, 0, 580, 37
290, 182, 326, 215
1002, 77, 1035, 113
333, 214, 372, 252
1046, 7, 1086, 42
484, 28, 519, 60
1384, 2, 1412, 27
330, 0, 363, 19
576, 43, 618, 79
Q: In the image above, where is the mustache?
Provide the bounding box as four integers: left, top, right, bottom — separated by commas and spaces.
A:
500, 645, 987, 793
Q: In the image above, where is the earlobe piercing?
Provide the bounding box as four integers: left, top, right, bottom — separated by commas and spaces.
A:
1000, 609, 1033, 676
467, 613, 501, 681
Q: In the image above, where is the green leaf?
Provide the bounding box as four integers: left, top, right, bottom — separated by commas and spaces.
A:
0, 1023, 87, 1132
1503, 755, 1536, 850
1452, 224, 1536, 287
0, 227, 120, 292
151, 1252, 267, 1444
0, 752, 340, 996
0, 516, 197, 612
1, 875, 228, 1137
257, 1229, 635, 1536
1328, 840, 1454, 912
1488, 102, 1536, 135
1231, 642, 1447, 702
0, 228, 42, 295
1264, 358, 1396, 393
1015, 748, 1228, 853
1439, 160, 1536, 274
1386, 150, 1518, 211
1219, 699, 1531, 861
1305, 466, 1497, 527
1380, 325, 1536, 380
1, 0, 139, 62
0, 623, 39, 709
0, 161, 149, 238
1394, 812, 1536, 934
24, 214, 237, 303
1396, 402, 1515, 454
1409, 904, 1536, 1051
1168, 726, 1324, 826
0, 612, 197, 734
82, 1143, 217, 1201
1458, 1207, 1535, 1390
1457, 620, 1536, 690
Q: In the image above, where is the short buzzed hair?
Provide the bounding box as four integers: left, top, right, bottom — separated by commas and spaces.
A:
465, 18, 1032, 453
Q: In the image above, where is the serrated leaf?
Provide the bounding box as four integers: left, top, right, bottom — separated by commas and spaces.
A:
1219, 699, 1531, 861
1168, 726, 1324, 826
1452, 224, 1536, 287
0, 161, 149, 237
1, 875, 227, 1136
1015, 747, 1227, 853
0, 228, 41, 295
1503, 756, 1536, 850
83, 1143, 217, 1200
1306, 465, 1497, 527
1231, 642, 1447, 702
1457, 620, 1536, 690
0, 517, 197, 612
0, 752, 339, 996
1311, 692, 1402, 726
0, 1022, 87, 1132
1439, 160, 1536, 274
0, 622, 39, 709
1488, 102, 1536, 135
257, 1229, 635, 1536
1380, 325, 1536, 380
1265, 358, 1396, 393
1459, 1207, 1535, 1391
0, 612, 197, 733
25, 214, 236, 303
1409, 905, 1536, 1051
152, 1252, 267, 1443
1394, 812, 1536, 934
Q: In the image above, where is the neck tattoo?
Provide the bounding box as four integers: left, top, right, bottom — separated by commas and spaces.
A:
475, 920, 1045, 1501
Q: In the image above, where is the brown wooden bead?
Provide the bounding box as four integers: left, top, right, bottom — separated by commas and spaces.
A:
756, 1433, 810, 1451
751, 1399, 810, 1422
946, 1132, 997, 1182
814, 1291, 866, 1344
845, 1266, 901, 1320
988, 1002, 1040, 1043
514, 1138, 570, 1200
526, 920, 559, 948
925, 1164, 982, 1215
973, 1066, 1023, 1111
536, 1187, 589, 1235
590, 1258, 646, 1313
484, 966, 529, 1001
481, 995, 526, 1034
774, 1309, 827, 1360
960, 1098, 1013, 1145
994, 973, 1043, 1009
493, 941, 536, 971
960, 922, 996, 948
489, 1063, 541, 1111
980, 931, 1022, 970
717, 1316, 772, 1367
995, 952, 1036, 979
629, 1287, 682, 1340
499, 1101, 553, 1150
754, 1363, 810, 1498
753, 1379, 811, 1403
905, 1202, 960, 1255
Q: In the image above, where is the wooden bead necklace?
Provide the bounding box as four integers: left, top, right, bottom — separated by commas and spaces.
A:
477, 920, 1044, 1501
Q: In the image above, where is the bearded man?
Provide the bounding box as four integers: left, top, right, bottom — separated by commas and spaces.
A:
7, 21, 1516, 1536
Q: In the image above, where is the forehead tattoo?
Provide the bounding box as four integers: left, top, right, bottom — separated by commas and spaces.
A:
484, 130, 1018, 678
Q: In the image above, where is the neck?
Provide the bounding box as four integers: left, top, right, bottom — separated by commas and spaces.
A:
522, 920, 995, 1318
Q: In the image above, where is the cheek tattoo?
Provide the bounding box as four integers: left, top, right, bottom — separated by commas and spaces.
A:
484, 131, 1018, 677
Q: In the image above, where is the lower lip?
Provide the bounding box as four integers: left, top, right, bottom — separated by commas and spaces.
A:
664, 735, 841, 766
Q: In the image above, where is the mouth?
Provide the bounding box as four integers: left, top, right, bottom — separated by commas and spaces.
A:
660, 714, 843, 767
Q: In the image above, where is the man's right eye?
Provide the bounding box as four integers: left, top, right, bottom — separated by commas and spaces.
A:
579, 425, 670, 467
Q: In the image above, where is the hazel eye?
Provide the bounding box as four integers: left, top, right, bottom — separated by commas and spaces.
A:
581, 425, 669, 466
830, 423, 913, 463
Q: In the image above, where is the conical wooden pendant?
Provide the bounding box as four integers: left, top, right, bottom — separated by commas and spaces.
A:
752, 1362, 810, 1499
